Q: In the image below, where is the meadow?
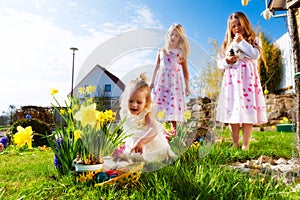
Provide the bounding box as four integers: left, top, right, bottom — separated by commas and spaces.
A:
0, 129, 299, 200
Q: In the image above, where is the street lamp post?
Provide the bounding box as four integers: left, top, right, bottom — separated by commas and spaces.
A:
70, 47, 78, 98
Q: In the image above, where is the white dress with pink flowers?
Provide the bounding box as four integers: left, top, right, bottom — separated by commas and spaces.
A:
216, 40, 268, 125
152, 48, 186, 122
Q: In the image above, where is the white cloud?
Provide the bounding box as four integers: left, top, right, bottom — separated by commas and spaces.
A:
0, 3, 161, 112
129, 4, 159, 27
0, 8, 85, 111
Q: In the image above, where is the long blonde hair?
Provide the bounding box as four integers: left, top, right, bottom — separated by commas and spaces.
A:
220, 12, 259, 54
164, 23, 190, 59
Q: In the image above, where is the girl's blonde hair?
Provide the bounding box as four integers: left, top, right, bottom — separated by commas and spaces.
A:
220, 12, 259, 54
164, 23, 190, 59
119, 73, 151, 119
134, 73, 151, 110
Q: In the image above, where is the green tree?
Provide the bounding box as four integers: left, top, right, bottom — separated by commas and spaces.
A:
258, 32, 283, 93
195, 38, 223, 100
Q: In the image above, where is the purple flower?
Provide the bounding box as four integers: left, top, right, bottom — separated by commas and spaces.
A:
53, 138, 62, 169
54, 154, 62, 168
0, 137, 8, 148
112, 144, 125, 157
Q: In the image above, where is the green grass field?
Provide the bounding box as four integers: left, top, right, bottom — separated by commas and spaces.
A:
0, 130, 299, 199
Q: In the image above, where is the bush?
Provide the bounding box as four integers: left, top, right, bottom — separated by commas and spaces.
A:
7, 119, 51, 147
258, 32, 283, 93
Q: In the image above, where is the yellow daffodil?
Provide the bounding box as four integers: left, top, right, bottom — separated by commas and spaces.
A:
280, 120, 284, 124
157, 111, 165, 120
86, 171, 94, 180
14, 126, 33, 149
96, 112, 106, 130
283, 117, 289, 123
183, 110, 192, 121
271, 125, 276, 130
74, 129, 82, 141
86, 98, 94, 104
104, 110, 115, 122
73, 104, 79, 111
162, 122, 173, 133
78, 87, 85, 95
74, 103, 98, 127
60, 109, 66, 115
50, 88, 59, 96
263, 89, 269, 95
86, 85, 96, 94
68, 108, 72, 114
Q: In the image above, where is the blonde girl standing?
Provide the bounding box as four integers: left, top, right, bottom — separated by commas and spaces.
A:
216, 12, 267, 150
150, 23, 190, 134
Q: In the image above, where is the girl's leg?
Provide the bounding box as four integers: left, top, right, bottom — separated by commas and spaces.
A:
229, 123, 240, 148
242, 123, 253, 150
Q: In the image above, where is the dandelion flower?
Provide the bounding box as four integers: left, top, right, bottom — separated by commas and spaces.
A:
86, 171, 94, 180
77, 173, 87, 183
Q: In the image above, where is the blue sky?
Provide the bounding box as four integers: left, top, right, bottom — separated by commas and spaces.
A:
0, 0, 288, 112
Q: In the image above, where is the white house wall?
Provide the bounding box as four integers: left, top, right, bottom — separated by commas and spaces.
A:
275, 32, 295, 93
74, 66, 123, 98
96, 73, 123, 98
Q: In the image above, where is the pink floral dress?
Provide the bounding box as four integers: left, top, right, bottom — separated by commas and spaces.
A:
152, 48, 186, 122
216, 40, 268, 125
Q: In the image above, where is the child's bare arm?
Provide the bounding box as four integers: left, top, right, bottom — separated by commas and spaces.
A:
150, 50, 161, 90
130, 113, 157, 154
181, 58, 190, 96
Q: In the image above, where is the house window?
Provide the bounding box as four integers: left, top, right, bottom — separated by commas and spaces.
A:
104, 84, 111, 92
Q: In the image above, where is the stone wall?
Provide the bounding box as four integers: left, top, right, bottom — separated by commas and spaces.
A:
265, 93, 296, 125
187, 93, 296, 127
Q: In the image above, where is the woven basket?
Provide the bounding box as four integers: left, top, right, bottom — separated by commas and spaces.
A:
95, 162, 144, 187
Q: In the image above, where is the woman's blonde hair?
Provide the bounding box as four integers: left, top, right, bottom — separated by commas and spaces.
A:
164, 23, 190, 59
220, 12, 259, 54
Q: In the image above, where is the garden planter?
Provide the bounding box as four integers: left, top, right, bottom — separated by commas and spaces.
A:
276, 124, 295, 132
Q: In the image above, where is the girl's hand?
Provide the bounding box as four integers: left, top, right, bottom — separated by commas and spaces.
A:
234, 33, 243, 43
185, 86, 190, 96
130, 141, 144, 154
225, 55, 238, 64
